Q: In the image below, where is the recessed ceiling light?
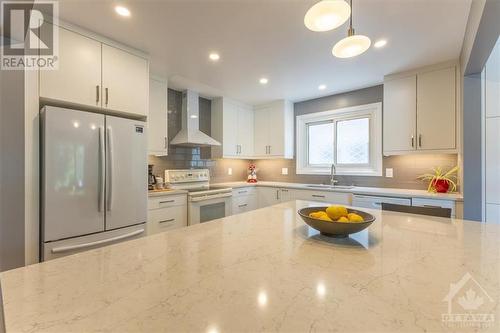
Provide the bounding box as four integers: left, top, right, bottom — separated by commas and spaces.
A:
259, 77, 268, 85
115, 5, 131, 17
318, 84, 327, 90
304, 0, 351, 32
209, 53, 220, 61
374, 39, 387, 48
190, 115, 198, 119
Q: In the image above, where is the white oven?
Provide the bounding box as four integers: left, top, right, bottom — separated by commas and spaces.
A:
165, 169, 233, 225
188, 189, 232, 225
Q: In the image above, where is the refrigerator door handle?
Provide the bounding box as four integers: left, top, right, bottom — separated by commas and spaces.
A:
98, 127, 105, 212
106, 126, 114, 211
51, 229, 145, 254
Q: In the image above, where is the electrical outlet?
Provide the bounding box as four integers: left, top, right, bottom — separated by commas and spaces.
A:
385, 168, 393, 178
228, 167, 233, 176
281, 167, 288, 175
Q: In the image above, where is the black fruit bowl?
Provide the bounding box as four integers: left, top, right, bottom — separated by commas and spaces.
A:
298, 207, 375, 238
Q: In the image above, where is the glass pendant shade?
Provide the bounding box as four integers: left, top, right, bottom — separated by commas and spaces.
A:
332, 33, 371, 58
304, 0, 351, 32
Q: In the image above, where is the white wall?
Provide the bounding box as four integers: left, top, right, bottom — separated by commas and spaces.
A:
484, 37, 500, 223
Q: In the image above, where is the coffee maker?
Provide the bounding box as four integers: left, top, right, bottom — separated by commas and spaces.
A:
148, 164, 157, 190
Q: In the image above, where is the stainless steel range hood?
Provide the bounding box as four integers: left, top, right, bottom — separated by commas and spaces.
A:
170, 90, 221, 147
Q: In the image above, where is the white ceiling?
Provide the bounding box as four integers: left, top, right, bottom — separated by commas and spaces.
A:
57, 0, 471, 105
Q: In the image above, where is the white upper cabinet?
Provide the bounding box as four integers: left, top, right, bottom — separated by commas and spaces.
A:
40, 26, 101, 108
39, 24, 149, 118
253, 100, 294, 159
383, 64, 458, 155
416, 67, 456, 150
211, 98, 254, 159
383, 75, 416, 153
102, 44, 149, 117
148, 78, 168, 156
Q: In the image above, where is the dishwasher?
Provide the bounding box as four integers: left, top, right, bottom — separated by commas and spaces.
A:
352, 194, 411, 210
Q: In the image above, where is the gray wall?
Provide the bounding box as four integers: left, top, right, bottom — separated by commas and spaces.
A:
255, 85, 458, 190
0, 69, 26, 271
460, 0, 500, 221
462, 74, 483, 221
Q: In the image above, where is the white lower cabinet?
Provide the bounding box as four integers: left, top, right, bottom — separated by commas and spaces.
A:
147, 194, 187, 235
294, 190, 352, 205
232, 187, 257, 215
258, 187, 282, 208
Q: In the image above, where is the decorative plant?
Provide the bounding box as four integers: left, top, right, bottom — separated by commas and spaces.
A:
418, 166, 459, 193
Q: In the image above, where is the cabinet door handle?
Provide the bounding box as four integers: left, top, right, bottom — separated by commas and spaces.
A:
164, 137, 168, 149
96, 85, 100, 104
238, 204, 248, 208
238, 190, 248, 194
312, 194, 325, 198
276, 189, 280, 200
411, 135, 414, 148
105, 87, 109, 106
159, 218, 175, 224
159, 200, 175, 204
418, 134, 422, 148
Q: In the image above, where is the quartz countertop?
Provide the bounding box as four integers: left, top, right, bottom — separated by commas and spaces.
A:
147, 188, 187, 197
211, 181, 463, 201
1, 200, 497, 332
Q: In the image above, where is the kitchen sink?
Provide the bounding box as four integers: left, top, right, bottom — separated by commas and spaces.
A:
305, 184, 354, 190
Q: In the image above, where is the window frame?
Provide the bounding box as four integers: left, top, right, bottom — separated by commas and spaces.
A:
296, 102, 382, 176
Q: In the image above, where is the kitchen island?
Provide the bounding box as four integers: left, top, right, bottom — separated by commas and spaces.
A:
1, 200, 499, 332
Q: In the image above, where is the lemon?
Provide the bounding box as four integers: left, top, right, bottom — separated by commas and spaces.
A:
348, 213, 364, 223
326, 205, 348, 220
336, 216, 349, 223
317, 215, 333, 222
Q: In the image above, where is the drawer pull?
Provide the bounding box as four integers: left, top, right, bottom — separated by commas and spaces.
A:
159, 218, 175, 224
238, 204, 248, 208
312, 195, 325, 198
238, 191, 248, 194
159, 200, 175, 204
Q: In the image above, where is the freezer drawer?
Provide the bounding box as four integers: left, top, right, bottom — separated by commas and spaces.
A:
43, 224, 145, 261
352, 194, 411, 210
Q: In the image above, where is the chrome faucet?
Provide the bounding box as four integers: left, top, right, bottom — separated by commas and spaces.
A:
330, 163, 339, 186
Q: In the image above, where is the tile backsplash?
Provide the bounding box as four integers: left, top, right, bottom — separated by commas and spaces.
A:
252, 154, 459, 190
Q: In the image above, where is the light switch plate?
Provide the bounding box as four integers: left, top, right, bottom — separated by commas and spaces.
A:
228, 168, 233, 176
385, 168, 393, 178
281, 168, 288, 175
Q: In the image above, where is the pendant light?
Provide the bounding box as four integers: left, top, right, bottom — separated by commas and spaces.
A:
304, 0, 351, 32
332, 0, 371, 58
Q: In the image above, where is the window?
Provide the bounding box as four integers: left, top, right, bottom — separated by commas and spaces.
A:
296, 103, 382, 176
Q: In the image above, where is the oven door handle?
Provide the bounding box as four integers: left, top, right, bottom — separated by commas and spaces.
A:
190, 192, 232, 202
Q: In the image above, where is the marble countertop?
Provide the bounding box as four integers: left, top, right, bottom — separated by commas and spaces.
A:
211, 181, 464, 201
1, 200, 497, 332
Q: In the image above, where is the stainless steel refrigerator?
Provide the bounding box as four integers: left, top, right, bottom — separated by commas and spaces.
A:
41, 106, 147, 261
